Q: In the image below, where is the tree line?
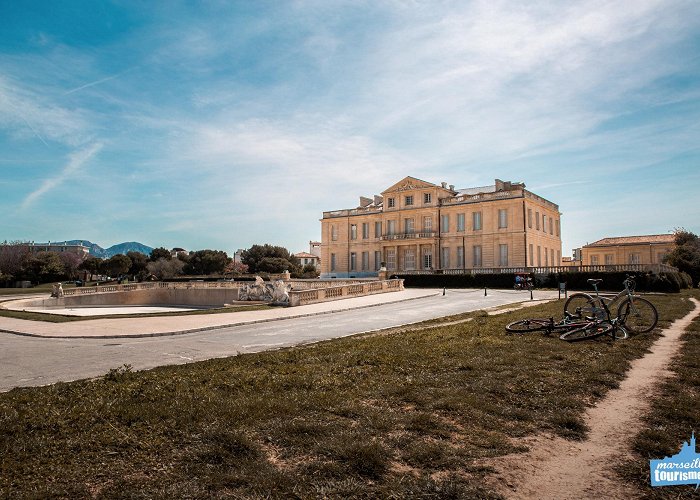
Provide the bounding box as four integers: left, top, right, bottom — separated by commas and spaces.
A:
0, 243, 319, 285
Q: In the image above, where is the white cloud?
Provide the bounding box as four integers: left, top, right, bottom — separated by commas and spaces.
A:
0, 76, 94, 147
21, 142, 103, 209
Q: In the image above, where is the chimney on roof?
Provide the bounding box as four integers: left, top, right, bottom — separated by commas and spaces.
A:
449, 184, 455, 191
359, 196, 373, 207
495, 179, 504, 191
374, 195, 383, 205
441, 182, 447, 188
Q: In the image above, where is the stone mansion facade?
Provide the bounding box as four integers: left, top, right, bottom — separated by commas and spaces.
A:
320, 177, 562, 278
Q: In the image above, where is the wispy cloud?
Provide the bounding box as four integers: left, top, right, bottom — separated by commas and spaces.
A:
63, 67, 136, 95
21, 142, 103, 209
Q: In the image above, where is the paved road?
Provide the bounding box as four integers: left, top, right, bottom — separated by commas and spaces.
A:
0, 290, 557, 392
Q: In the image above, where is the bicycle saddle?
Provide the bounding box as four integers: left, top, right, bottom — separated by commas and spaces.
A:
587, 279, 603, 285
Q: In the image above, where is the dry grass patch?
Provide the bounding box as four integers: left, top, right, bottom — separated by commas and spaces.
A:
0, 292, 696, 498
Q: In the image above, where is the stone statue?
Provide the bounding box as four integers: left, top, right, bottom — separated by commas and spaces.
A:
51, 282, 64, 298
271, 279, 291, 303
239, 276, 273, 301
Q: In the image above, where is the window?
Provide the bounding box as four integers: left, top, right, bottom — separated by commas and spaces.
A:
350, 224, 357, 240
331, 225, 338, 241
423, 248, 433, 269
423, 216, 433, 232
404, 248, 415, 270
535, 212, 540, 230
388, 197, 395, 208
499, 244, 508, 266
330, 253, 336, 271
591, 255, 599, 265
362, 223, 369, 239
441, 214, 449, 233
386, 249, 396, 270
528, 209, 533, 228
473, 245, 482, 267
424, 192, 432, 204
544, 247, 548, 266
362, 251, 369, 270
555, 219, 560, 237
549, 220, 554, 235
387, 220, 396, 235
350, 252, 357, 271
605, 254, 614, 265
629, 253, 641, 264
375, 221, 382, 238
441, 247, 450, 269
657, 252, 668, 264
529, 244, 534, 266
473, 211, 482, 230
537, 246, 541, 266
404, 218, 414, 234
405, 195, 414, 206
542, 214, 546, 233
457, 246, 464, 268
551, 249, 555, 265
375, 251, 382, 270
498, 209, 507, 228
557, 250, 561, 264
457, 213, 465, 232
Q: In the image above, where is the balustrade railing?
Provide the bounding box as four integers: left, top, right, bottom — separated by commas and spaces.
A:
396, 263, 677, 276
289, 279, 404, 306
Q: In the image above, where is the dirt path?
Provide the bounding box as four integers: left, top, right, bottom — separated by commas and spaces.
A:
488, 298, 700, 500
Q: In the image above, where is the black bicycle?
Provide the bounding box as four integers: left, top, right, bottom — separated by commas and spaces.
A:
563, 275, 658, 334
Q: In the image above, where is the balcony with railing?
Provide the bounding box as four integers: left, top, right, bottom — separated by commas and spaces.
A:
380, 231, 437, 241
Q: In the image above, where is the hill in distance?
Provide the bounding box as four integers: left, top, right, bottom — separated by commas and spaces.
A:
66, 240, 154, 258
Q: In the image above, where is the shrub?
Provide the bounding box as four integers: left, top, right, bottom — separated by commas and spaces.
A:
395, 270, 690, 292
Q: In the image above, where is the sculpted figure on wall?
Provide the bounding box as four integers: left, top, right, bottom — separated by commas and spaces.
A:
271, 279, 291, 303
239, 276, 272, 301
50, 282, 64, 298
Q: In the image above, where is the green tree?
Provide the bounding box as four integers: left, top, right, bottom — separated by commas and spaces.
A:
101, 254, 132, 278
24, 252, 67, 284
149, 247, 171, 262
241, 244, 300, 274
127, 251, 148, 278
665, 229, 700, 287
0, 242, 30, 282
146, 258, 185, 280
183, 250, 230, 275
79, 256, 103, 278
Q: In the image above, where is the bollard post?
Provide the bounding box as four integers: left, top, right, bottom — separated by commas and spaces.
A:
530, 288, 533, 300
443, 287, 446, 296
484, 287, 487, 296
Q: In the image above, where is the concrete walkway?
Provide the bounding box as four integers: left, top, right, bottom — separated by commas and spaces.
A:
0, 288, 442, 338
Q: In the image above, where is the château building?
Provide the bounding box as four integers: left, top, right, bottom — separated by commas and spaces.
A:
580, 234, 675, 266
320, 177, 562, 278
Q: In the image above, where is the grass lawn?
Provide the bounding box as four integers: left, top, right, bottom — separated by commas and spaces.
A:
618, 306, 700, 499
0, 291, 697, 498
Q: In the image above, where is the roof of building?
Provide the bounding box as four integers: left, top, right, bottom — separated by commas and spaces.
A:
294, 252, 319, 259
584, 234, 675, 247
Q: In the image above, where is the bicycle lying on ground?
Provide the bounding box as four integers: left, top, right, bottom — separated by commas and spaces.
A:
563, 275, 658, 334
505, 310, 628, 341
505, 312, 588, 335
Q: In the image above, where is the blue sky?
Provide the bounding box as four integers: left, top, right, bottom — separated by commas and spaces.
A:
1, 0, 699, 257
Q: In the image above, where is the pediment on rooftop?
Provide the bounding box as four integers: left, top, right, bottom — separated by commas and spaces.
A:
381, 176, 437, 195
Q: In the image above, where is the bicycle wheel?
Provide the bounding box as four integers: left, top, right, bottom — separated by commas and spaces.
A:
559, 322, 612, 342
617, 297, 658, 334
564, 293, 596, 319
505, 319, 549, 334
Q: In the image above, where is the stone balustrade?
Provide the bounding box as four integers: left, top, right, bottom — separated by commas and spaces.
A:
289, 279, 404, 307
